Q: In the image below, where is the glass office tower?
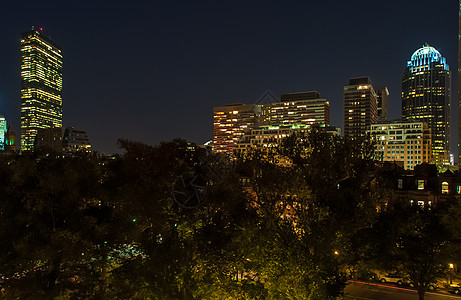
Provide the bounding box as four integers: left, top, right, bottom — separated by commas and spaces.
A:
20, 29, 63, 151
402, 45, 450, 165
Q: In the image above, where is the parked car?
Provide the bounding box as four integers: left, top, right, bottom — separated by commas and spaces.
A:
452, 285, 461, 294
379, 273, 405, 285
357, 270, 378, 282
405, 280, 438, 291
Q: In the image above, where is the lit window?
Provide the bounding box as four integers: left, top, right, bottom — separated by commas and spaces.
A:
442, 182, 449, 194
417, 180, 424, 190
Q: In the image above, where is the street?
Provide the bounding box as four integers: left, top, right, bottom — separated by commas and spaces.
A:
343, 281, 461, 300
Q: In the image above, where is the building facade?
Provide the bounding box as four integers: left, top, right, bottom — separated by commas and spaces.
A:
343, 77, 378, 138
459, 0, 461, 165
0, 115, 6, 150
63, 127, 91, 152
212, 104, 261, 153
234, 124, 340, 165
267, 91, 330, 127
375, 86, 389, 122
4, 125, 17, 152
20, 29, 63, 151
34, 127, 65, 152
402, 45, 450, 165
369, 121, 432, 170
35, 126, 91, 153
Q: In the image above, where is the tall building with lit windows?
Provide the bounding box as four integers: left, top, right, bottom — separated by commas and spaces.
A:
20, 29, 63, 151
212, 103, 261, 153
0, 115, 6, 150
402, 45, 450, 165
458, 0, 461, 164
343, 77, 378, 138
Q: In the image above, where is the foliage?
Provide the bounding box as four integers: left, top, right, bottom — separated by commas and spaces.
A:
237, 127, 389, 299
4, 131, 452, 300
0, 152, 112, 299
373, 196, 459, 300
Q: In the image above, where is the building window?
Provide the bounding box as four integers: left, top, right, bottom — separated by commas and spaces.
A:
442, 182, 449, 194
457, 186, 461, 194
417, 180, 424, 190
398, 179, 403, 189
417, 201, 425, 207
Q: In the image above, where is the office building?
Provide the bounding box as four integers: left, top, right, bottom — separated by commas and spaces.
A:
0, 116, 6, 150
213, 103, 261, 153
402, 45, 450, 165
35, 126, 91, 153
63, 127, 91, 152
20, 29, 63, 151
369, 121, 432, 170
235, 124, 340, 152
34, 127, 65, 152
234, 124, 340, 164
343, 77, 378, 138
267, 91, 330, 127
458, 0, 461, 164
4, 125, 17, 152
375, 86, 389, 122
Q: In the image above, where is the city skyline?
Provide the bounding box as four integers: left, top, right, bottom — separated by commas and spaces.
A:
0, 1, 458, 155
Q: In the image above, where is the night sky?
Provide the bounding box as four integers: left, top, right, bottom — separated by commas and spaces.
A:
0, 1, 458, 155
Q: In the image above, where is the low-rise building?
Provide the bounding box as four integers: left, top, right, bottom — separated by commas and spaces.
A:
35, 126, 91, 153
234, 124, 340, 159
369, 120, 432, 170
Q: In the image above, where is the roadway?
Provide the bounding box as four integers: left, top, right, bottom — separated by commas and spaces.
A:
343, 281, 461, 300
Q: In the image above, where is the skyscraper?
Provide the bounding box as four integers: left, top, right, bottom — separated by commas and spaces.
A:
343, 77, 378, 138
458, 0, 461, 164
20, 28, 63, 151
402, 45, 450, 165
0, 115, 6, 150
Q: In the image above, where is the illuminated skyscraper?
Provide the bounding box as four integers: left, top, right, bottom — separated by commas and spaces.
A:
343, 77, 378, 138
458, 0, 461, 164
402, 45, 450, 165
0, 115, 6, 150
20, 29, 63, 151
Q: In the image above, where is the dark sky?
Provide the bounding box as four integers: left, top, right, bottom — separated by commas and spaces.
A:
0, 1, 458, 155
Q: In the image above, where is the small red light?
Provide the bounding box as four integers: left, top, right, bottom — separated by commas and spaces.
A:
40, 27, 43, 31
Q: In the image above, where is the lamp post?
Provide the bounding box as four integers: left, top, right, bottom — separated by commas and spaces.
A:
449, 263, 455, 284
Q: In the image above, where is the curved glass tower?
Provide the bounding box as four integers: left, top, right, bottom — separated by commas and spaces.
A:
402, 45, 451, 165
